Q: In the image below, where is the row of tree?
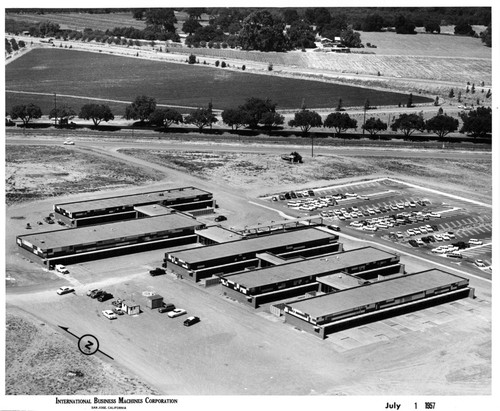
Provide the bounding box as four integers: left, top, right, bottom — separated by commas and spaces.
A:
5, 37, 27, 54
8, 96, 492, 139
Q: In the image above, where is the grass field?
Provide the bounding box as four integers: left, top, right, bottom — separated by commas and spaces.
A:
5, 48, 433, 113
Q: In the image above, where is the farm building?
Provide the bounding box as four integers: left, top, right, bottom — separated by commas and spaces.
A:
164, 228, 341, 282
16, 213, 204, 266
53, 186, 215, 227
221, 246, 402, 308
146, 295, 164, 310
284, 269, 473, 339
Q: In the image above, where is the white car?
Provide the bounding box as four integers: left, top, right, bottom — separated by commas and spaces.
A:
447, 231, 456, 238
55, 264, 69, 274
469, 239, 483, 245
434, 234, 443, 241
475, 259, 486, 268
102, 310, 117, 320
167, 308, 187, 318
56, 286, 74, 295
63, 140, 75, 145
441, 234, 450, 241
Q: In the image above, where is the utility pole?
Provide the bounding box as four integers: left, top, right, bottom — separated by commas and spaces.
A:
311, 135, 314, 157
53, 93, 57, 127
362, 100, 367, 135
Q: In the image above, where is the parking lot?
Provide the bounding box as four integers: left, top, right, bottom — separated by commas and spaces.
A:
266, 178, 492, 274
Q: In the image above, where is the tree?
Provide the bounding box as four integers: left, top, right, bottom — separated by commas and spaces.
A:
340, 28, 362, 48
287, 20, 316, 49
362, 13, 385, 31
238, 97, 278, 129
485, 89, 491, 98
188, 54, 196, 64
260, 112, 284, 130
395, 15, 416, 35
288, 109, 323, 133
145, 9, 177, 34
390, 113, 425, 138
10, 38, 19, 51
454, 19, 475, 36
149, 108, 183, 128
221, 108, 249, 130
448, 89, 455, 98
362, 117, 387, 136
49, 105, 76, 125
458, 91, 462, 102
425, 21, 441, 34
238, 10, 289, 52
5, 38, 12, 54
183, 18, 202, 35
407, 93, 414, 108
336, 98, 343, 112
438, 107, 444, 115
9, 103, 42, 126
425, 114, 459, 138
185, 107, 217, 130
459, 107, 492, 137
125, 95, 157, 123
324, 112, 357, 134
78, 104, 114, 126
480, 24, 491, 47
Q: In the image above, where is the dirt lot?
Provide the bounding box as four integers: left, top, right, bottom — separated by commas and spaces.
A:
6, 145, 164, 205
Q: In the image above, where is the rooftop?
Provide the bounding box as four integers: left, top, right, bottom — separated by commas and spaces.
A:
18, 213, 201, 250
169, 228, 335, 264
134, 204, 174, 216
195, 226, 243, 243
287, 269, 468, 319
225, 247, 397, 290
55, 187, 211, 214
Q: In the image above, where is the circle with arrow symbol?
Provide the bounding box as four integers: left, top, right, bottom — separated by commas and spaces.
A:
78, 334, 99, 356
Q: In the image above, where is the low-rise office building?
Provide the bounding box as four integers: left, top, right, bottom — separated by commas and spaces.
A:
221, 247, 402, 307
284, 269, 473, 339
54, 186, 215, 227
165, 228, 341, 282
16, 213, 204, 266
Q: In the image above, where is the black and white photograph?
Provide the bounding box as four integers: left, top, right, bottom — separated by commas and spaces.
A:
2, 1, 496, 410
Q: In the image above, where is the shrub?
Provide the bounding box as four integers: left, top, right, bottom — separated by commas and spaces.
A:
242, 65, 246, 71
215, 60, 220, 67
221, 61, 226, 68
268, 63, 273, 71
188, 54, 196, 64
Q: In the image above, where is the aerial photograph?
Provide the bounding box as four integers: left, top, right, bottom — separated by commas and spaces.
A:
3, 3, 495, 410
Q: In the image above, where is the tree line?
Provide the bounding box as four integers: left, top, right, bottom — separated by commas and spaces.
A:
7, 96, 492, 139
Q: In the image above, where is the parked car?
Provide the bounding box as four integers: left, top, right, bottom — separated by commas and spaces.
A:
159, 303, 176, 313
447, 252, 463, 259
55, 264, 69, 274
183, 316, 200, 327
474, 259, 486, 268
87, 288, 99, 297
91, 290, 106, 299
214, 215, 227, 222
327, 225, 341, 231
102, 310, 117, 320
57, 286, 74, 295
112, 307, 125, 316
63, 139, 75, 145
469, 238, 483, 245
167, 308, 187, 318
149, 267, 166, 276
98, 292, 113, 302
408, 239, 419, 247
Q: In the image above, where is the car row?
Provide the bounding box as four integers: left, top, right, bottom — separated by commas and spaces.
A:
272, 190, 316, 201
87, 288, 113, 302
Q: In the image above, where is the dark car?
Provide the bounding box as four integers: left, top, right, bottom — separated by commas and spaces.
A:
90, 289, 105, 299
421, 236, 431, 243
290, 192, 297, 199
284, 192, 291, 200
158, 303, 176, 313
327, 225, 341, 232
98, 292, 113, 302
308, 190, 315, 197
214, 215, 227, 222
278, 194, 286, 201
408, 239, 419, 247
183, 316, 200, 327
431, 225, 439, 231
150, 267, 166, 276
112, 307, 125, 316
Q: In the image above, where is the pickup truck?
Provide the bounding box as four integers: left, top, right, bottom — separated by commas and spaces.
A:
150, 267, 166, 276
55, 264, 69, 274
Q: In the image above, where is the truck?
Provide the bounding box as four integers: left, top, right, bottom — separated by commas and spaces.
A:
55, 264, 69, 274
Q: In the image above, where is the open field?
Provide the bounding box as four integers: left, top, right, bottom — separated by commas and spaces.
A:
117, 149, 492, 200
6, 11, 147, 32
6, 145, 164, 205
6, 307, 159, 395
5, 48, 432, 113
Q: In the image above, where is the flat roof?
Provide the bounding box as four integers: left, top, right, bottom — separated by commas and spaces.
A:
225, 247, 397, 289
317, 272, 362, 290
55, 187, 211, 214
195, 226, 243, 243
18, 213, 201, 250
134, 204, 174, 216
287, 269, 468, 319
170, 228, 334, 264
